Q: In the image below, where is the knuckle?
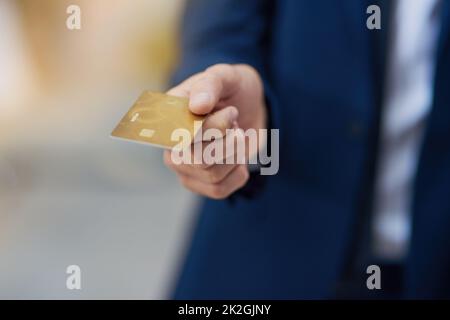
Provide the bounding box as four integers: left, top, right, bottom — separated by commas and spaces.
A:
205, 72, 220, 84
195, 72, 218, 87
208, 63, 232, 74
206, 168, 223, 184
209, 184, 227, 200
238, 64, 257, 76
191, 72, 209, 87
203, 73, 223, 93
208, 64, 236, 80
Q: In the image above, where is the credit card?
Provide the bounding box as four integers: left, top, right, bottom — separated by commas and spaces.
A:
111, 91, 204, 149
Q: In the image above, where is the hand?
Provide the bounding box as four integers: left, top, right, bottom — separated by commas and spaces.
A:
164, 64, 267, 199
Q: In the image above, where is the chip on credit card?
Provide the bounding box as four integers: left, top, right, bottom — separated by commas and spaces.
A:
111, 91, 205, 149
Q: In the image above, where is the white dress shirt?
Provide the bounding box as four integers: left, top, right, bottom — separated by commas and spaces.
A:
372, 0, 442, 260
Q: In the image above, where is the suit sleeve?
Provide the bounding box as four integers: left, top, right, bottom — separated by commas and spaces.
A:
171, 0, 281, 199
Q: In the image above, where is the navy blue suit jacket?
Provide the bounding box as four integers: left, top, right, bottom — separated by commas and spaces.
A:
171, 0, 450, 299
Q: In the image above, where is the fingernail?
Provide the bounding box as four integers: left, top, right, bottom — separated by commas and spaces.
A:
190, 93, 211, 109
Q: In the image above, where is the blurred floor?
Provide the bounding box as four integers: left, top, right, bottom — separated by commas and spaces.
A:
0, 0, 196, 299
0, 88, 198, 299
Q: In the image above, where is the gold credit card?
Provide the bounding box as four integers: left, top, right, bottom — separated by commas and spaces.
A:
111, 91, 204, 149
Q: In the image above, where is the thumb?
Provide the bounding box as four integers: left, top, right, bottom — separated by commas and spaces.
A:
189, 64, 240, 115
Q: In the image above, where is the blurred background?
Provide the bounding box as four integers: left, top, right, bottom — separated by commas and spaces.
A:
0, 0, 198, 299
